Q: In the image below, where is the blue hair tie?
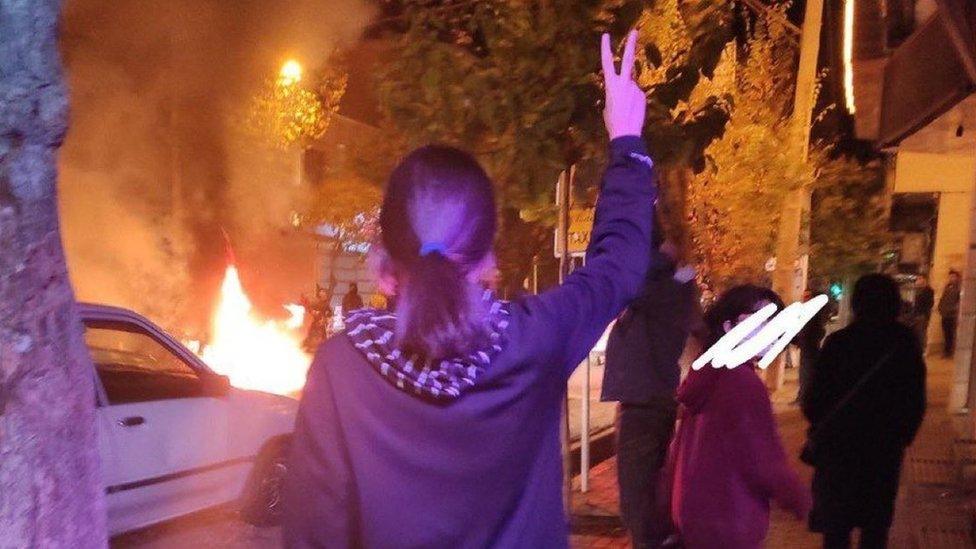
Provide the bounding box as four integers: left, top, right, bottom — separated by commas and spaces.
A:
419, 242, 448, 257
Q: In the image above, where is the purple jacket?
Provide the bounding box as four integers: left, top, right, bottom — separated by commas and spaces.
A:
281, 137, 655, 548
671, 365, 809, 549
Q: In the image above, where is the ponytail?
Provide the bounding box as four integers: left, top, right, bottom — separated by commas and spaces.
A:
396, 250, 486, 359
376, 145, 497, 360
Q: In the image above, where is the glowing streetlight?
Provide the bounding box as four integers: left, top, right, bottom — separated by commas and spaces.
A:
279, 59, 303, 86
843, 0, 856, 114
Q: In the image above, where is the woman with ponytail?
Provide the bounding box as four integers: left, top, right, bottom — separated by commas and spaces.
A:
283, 31, 654, 548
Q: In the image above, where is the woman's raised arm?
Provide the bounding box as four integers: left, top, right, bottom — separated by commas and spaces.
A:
518, 31, 655, 376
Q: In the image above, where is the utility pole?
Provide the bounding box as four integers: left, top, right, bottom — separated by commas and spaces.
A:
772, 0, 823, 306
557, 166, 573, 513
766, 0, 823, 390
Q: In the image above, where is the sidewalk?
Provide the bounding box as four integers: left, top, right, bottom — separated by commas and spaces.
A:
569, 357, 974, 548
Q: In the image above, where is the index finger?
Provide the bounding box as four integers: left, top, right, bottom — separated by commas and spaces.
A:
600, 33, 615, 83
620, 30, 638, 81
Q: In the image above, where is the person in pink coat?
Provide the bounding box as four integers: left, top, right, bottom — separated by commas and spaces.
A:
670, 285, 810, 548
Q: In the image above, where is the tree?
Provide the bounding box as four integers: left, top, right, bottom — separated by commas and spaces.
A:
808, 153, 887, 285
686, 8, 813, 290
248, 59, 348, 150
0, 0, 107, 546
372, 0, 733, 291
633, 0, 734, 255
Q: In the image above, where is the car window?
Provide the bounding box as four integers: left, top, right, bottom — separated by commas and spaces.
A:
84, 322, 205, 405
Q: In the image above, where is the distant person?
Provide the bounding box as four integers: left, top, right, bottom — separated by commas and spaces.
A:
670, 285, 810, 548
913, 274, 935, 351
342, 283, 364, 313
282, 31, 654, 548
938, 270, 961, 358
601, 233, 700, 549
794, 288, 828, 405
802, 274, 926, 549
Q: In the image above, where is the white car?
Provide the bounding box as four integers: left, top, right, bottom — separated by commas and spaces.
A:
79, 303, 299, 536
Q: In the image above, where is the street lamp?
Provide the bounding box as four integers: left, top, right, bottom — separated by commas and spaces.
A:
843, 0, 856, 114
279, 59, 303, 87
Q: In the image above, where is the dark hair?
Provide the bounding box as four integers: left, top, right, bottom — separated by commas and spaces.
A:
645, 214, 674, 280
703, 284, 784, 348
349, 283, 358, 293
852, 273, 901, 321
378, 145, 497, 359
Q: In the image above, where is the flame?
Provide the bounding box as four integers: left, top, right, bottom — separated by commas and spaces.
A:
283, 303, 306, 330
193, 265, 310, 395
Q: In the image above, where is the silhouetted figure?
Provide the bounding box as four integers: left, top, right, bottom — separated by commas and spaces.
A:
795, 288, 828, 405
342, 282, 364, 313
802, 274, 926, 549
912, 274, 934, 351
938, 270, 961, 358
601, 235, 700, 549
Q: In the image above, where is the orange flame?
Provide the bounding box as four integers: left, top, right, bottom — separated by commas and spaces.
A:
194, 265, 310, 395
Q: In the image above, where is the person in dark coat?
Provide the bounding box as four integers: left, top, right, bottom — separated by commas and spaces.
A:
802, 273, 926, 549
601, 233, 700, 548
938, 270, 961, 358
671, 285, 810, 549
912, 274, 935, 351
795, 288, 828, 405
281, 32, 654, 548
341, 282, 364, 313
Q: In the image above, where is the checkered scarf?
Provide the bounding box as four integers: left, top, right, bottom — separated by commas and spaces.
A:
345, 293, 510, 402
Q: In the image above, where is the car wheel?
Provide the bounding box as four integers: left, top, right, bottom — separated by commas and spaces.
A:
240, 437, 290, 526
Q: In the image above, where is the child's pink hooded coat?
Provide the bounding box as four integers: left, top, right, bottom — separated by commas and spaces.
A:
670, 365, 809, 548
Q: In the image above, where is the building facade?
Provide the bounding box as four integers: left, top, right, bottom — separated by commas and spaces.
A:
850, 0, 976, 410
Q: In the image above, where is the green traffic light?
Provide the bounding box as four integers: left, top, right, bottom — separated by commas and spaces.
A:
829, 283, 843, 299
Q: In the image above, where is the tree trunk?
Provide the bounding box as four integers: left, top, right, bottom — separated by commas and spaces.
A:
0, 1, 107, 547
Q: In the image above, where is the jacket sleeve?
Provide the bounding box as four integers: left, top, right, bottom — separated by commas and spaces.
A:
281, 353, 358, 548
519, 136, 656, 377
739, 377, 810, 518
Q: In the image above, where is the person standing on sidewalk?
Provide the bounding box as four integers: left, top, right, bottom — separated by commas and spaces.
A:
342, 282, 364, 313
670, 285, 810, 549
794, 288, 828, 405
282, 32, 654, 548
938, 270, 961, 358
600, 233, 700, 549
802, 274, 926, 549
912, 274, 934, 352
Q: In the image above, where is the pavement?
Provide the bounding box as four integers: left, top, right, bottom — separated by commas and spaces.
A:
115, 357, 975, 548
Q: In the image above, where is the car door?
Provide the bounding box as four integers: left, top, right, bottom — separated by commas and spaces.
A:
83, 319, 235, 534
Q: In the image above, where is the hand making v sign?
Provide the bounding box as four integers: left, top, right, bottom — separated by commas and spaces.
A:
601, 30, 646, 140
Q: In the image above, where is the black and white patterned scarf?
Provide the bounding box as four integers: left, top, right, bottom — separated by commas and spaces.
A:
344, 293, 511, 402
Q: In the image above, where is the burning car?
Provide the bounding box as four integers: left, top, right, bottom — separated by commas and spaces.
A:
79, 303, 299, 535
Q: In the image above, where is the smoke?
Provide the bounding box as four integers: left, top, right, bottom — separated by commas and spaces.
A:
58, 0, 373, 334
